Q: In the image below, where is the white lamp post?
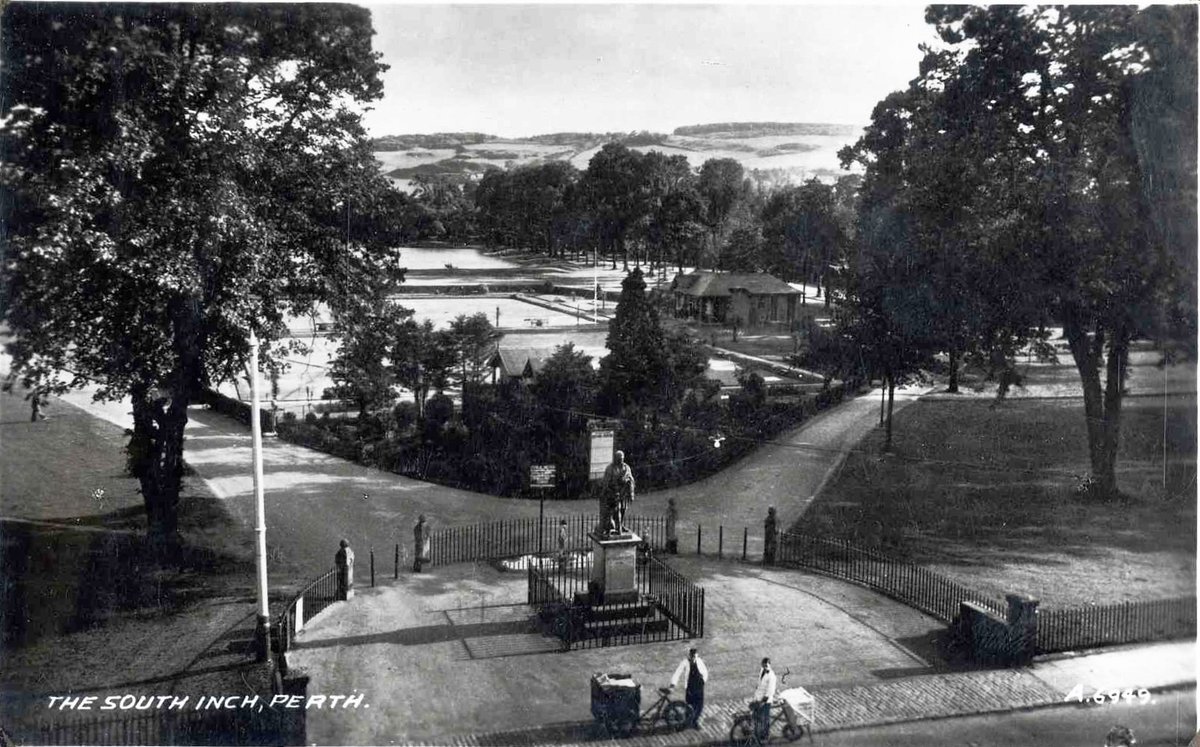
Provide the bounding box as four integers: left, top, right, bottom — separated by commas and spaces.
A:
249, 330, 272, 662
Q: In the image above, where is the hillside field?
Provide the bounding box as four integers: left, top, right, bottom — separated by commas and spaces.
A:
373, 121, 863, 185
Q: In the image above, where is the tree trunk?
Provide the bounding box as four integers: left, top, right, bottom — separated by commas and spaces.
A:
126, 300, 206, 557
1099, 337, 1126, 497
884, 374, 896, 452
129, 384, 188, 556
879, 380, 886, 426
947, 346, 959, 393
1064, 310, 1124, 498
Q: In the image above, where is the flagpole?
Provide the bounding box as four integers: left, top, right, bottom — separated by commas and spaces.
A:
249, 329, 272, 662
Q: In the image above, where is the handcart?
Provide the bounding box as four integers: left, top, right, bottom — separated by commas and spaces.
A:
591, 672, 641, 737
590, 673, 693, 737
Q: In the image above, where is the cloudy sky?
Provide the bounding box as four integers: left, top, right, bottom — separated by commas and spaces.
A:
362, 4, 936, 138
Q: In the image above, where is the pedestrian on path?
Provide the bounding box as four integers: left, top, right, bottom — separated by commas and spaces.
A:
413, 515, 430, 572
556, 519, 569, 563
669, 647, 707, 729
752, 657, 777, 739
29, 390, 46, 422
666, 497, 678, 554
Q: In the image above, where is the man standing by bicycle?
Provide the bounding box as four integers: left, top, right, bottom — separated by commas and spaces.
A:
752, 657, 777, 739
669, 647, 707, 729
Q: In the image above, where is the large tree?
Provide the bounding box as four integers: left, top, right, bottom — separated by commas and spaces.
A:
1, 4, 399, 550
532, 343, 598, 437
697, 158, 746, 269
328, 292, 412, 420
447, 312, 502, 388
598, 268, 671, 414
639, 151, 703, 276
761, 178, 846, 295
927, 5, 1196, 496
841, 5, 1197, 490
579, 143, 646, 270
391, 320, 456, 424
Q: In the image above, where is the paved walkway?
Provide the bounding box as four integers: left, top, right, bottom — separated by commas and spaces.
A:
438, 641, 1195, 746
286, 553, 1195, 745
47, 378, 921, 588
286, 557, 947, 744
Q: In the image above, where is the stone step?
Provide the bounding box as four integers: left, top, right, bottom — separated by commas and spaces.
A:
582, 604, 658, 623
580, 617, 671, 638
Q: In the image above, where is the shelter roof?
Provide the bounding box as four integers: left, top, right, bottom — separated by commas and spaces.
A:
672, 271, 802, 297
490, 347, 556, 378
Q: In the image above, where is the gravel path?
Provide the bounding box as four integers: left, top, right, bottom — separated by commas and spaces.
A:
50, 382, 921, 591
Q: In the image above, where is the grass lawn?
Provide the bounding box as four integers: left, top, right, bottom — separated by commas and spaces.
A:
671, 303, 834, 362
798, 387, 1196, 608
0, 386, 271, 736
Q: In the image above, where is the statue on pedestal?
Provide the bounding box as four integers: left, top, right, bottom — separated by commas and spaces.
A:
600, 450, 636, 535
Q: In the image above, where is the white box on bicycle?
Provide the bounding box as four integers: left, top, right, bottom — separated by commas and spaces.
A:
778, 687, 813, 723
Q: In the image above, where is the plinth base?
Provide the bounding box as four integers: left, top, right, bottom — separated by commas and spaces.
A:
588, 531, 640, 605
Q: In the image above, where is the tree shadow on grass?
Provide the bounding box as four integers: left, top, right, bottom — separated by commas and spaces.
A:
1, 519, 255, 649
293, 615, 543, 650
36, 504, 148, 530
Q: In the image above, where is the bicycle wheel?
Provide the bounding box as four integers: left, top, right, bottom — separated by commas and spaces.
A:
664, 701, 691, 732
782, 723, 804, 741
729, 714, 759, 747
606, 714, 637, 738
552, 615, 573, 650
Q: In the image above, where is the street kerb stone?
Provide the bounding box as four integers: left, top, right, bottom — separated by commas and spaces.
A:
445, 669, 1065, 746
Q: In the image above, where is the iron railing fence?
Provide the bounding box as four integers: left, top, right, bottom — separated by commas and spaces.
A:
526, 553, 703, 650
1037, 596, 1196, 654
275, 567, 337, 658
429, 514, 667, 566
775, 531, 1006, 623
25, 705, 287, 746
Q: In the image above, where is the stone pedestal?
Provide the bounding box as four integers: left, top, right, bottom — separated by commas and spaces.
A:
1005, 593, 1039, 664
588, 531, 641, 605
336, 543, 355, 601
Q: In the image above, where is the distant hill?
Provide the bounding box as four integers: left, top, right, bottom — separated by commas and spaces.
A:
372, 122, 864, 189
372, 133, 495, 151
672, 122, 860, 138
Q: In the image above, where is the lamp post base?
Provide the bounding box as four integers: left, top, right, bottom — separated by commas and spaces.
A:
254, 614, 271, 663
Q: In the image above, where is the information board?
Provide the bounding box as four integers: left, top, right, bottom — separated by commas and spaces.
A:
589, 426, 615, 481
529, 464, 556, 489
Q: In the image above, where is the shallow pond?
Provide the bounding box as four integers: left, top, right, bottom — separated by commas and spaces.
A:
395, 297, 582, 330
396, 246, 516, 270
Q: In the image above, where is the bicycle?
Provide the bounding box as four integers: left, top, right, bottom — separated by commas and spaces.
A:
596, 686, 693, 737
728, 669, 810, 745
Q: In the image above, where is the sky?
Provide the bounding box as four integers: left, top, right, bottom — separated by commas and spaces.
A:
361, 4, 937, 138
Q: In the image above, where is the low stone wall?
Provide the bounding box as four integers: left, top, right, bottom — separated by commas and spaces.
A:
953, 594, 1039, 664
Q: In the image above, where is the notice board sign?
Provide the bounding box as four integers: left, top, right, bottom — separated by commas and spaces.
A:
529, 464, 556, 489
588, 421, 616, 481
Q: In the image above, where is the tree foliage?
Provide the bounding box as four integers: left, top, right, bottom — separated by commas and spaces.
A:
761, 179, 847, 294
840, 5, 1197, 486
599, 268, 670, 413
0, 4, 399, 547
328, 291, 411, 419
447, 312, 502, 388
